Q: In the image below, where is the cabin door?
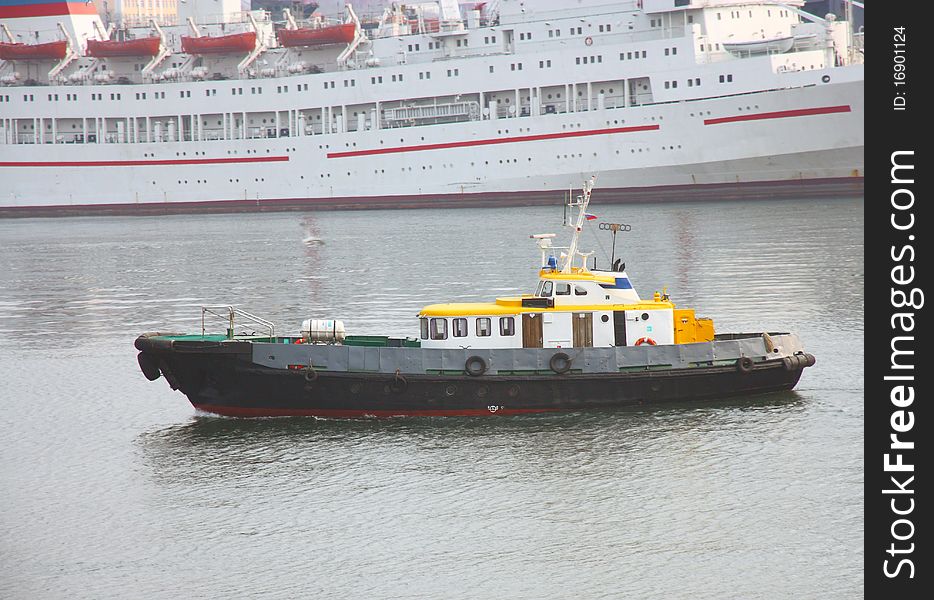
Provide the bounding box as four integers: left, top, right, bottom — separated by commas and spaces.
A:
572, 313, 593, 347
522, 313, 543, 348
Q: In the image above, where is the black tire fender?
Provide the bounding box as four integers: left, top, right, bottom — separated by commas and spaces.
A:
304, 364, 318, 383
137, 352, 162, 381
736, 356, 754, 374
465, 355, 488, 377
390, 370, 408, 393
550, 352, 572, 374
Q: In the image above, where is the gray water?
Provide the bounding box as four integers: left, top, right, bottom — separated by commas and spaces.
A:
0, 198, 863, 599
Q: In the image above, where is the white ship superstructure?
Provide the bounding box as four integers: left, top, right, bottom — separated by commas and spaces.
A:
0, 0, 864, 216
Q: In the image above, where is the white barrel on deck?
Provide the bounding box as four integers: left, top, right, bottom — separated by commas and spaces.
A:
301, 319, 346, 343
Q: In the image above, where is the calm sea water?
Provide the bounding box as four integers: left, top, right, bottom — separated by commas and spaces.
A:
0, 197, 863, 599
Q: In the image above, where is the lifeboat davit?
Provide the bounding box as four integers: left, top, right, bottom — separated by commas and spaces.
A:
181, 32, 257, 55
277, 23, 355, 48
86, 37, 161, 58
0, 40, 68, 60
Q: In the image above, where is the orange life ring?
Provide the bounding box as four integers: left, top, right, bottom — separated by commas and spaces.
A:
635, 337, 657, 346
584, 36, 593, 46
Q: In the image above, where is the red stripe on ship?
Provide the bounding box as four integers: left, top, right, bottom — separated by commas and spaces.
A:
0, 2, 99, 18
193, 404, 562, 418
704, 105, 851, 125
327, 124, 660, 159
0, 156, 289, 167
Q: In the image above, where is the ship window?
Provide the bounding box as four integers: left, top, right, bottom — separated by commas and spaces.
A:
420, 318, 429, 339
575, 286, 588, 296
541, 281, 553, 297
453, 318, 468, 337
556, 283, 571, 296
430, 318, 448, 340
500, 317, 515, 336
477, 318, 492, 337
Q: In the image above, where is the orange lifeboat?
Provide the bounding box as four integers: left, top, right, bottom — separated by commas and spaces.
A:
0, 40, 68, 60
277, 23, 355, 47
86, 37, 161, 58
181, 32, 257, 55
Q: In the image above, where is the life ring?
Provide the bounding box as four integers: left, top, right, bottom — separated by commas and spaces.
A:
634, 337, 657, 346
549, 352, 572, 374
736, 356, 754, 374
304, 364, 318, 382
584, 36, 593, 46
465, 355, 488, 377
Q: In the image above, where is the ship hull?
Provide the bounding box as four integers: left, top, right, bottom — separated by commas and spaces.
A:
135, 333, 813, 418
1, 69, 863, 216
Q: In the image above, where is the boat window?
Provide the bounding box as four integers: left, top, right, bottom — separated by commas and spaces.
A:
476, 317, 492, 337
500, 317, 515, 336
556, 283, 571, 295
541, 281, 553, 297
575, 285, 588, 296
535, 281, 544, 296
430, 318, 448, 340
420, 317, 429, 339
453, 318, 468, 337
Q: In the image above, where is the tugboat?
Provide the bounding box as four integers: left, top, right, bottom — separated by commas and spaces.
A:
135, 180, 815, 418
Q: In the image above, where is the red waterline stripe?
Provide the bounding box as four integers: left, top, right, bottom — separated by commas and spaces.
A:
0, 3, 98, 18
327, 124, 660, 159
0, 156, 290, 168
704, 105, 851, 125
193, 403, 562, 418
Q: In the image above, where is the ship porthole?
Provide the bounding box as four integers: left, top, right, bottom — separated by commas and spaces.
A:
476, 385, 489, 398
821, 75, 830, 83
507, 384, 521, 398
445, 384, 457, 397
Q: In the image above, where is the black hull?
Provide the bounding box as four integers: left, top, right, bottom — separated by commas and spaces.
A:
138, 341, 806, 418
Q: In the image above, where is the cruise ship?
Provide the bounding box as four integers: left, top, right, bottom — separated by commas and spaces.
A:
0, 0, 864, 217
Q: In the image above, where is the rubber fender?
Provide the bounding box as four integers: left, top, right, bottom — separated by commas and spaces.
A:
549, 352, 572, 374
465, 355, 488, 377
137, 352, 162, 381
390, 370, 408, 393
736, 356, 754, 374
304, 365, 318, 383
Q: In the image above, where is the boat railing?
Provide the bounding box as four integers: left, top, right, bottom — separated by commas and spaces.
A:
201, 305, 276, 339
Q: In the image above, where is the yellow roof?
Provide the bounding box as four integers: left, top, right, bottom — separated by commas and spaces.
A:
419, 298, 675, 317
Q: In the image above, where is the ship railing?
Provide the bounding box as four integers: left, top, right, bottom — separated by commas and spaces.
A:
202, 305, 276, 339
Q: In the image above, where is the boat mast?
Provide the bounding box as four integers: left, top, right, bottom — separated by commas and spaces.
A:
561, 176, 595, 273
